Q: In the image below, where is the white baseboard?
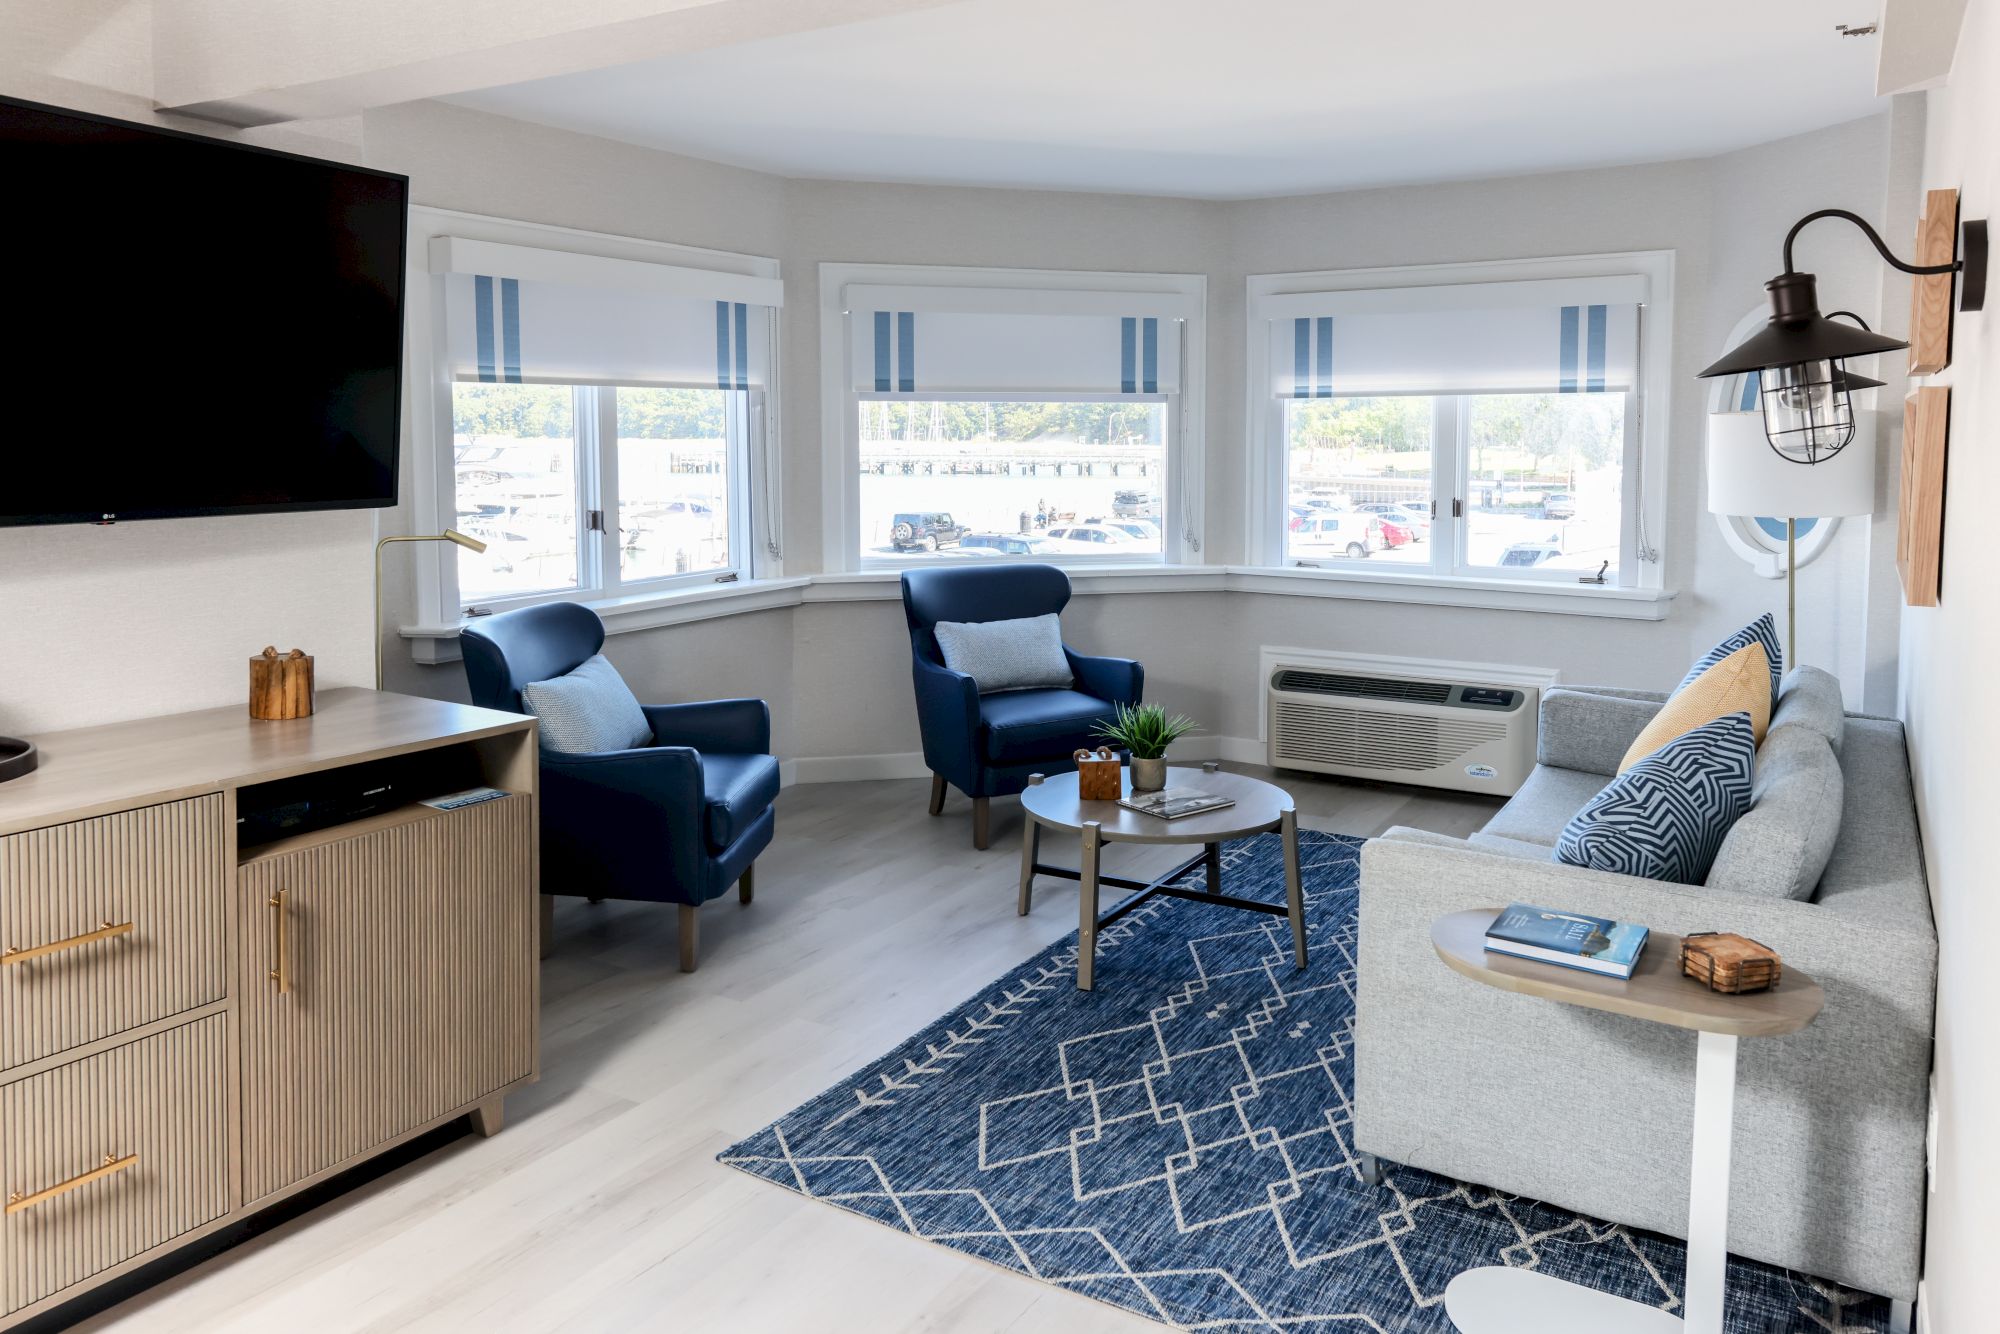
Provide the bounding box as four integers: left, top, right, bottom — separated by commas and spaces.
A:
779, 736, 1267, 788
781, 752, 933, 786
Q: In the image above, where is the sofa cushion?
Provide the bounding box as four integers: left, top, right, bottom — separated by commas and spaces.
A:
1679, 612, 1783, 703
980, 689, 1115, 764
520, 654, 653, 754
1554, 712, 1756, 884
701, 752, 781, 852
1773, 666, 1846, 756
1705, 724, 1844, 900
1537, 688, 1665, 776
934, 613, 1074, 693
1479, 765, 1610, 846
1620, 642, 1772, 771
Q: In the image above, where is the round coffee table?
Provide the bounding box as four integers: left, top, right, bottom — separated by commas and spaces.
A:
1018, 764, 1306, 990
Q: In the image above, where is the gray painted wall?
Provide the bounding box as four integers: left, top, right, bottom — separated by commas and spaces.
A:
0, 33, 1907, 750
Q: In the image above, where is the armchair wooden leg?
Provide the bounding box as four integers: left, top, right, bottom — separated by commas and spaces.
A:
539, 894, 554, 960
738, 864, 754, 905
973, 796, 991, 851
928, 773, 947, 817
678, 904, 700, 973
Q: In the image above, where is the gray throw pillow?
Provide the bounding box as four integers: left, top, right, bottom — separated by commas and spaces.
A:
1772, 666, 1846, 755
520, 654, 653, 754
934, 614, 1074, 693
1705, 724, 1844, 900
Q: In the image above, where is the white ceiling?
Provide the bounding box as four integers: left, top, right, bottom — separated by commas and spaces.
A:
444, 0, 1888, 199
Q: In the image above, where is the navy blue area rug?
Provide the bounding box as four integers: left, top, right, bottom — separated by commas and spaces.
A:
720, 831, 1886, 1332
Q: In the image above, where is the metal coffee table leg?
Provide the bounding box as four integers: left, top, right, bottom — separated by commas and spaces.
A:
1282, 808, 1307, 969
1203, 841, 1222, 893
1077, 821, 1102, 990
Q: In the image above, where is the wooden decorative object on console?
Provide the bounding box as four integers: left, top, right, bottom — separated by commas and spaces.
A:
1908, 188, 1960, 375
1073, 746, 1121, 801
1898, 386, 1951, 608
248, 646, 314, 720
1681, 932, 1783, 995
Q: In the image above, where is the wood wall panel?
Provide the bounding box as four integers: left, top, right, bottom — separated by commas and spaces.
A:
1, 1016, 229, 1315
0, 798, 226, 1071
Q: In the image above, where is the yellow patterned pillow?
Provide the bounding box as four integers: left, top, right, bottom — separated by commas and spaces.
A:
1619, 642, 1773, 773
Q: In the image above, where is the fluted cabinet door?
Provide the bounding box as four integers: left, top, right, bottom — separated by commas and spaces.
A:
237, 819, 434, 1205
1, 1016, 229, 1315
235, 798, 534, 1205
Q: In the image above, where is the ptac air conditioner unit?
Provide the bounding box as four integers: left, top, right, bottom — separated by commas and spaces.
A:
1266, 667, 1537, 796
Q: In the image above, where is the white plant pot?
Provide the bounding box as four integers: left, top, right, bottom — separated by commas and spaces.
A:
1130, 757, 1168, 792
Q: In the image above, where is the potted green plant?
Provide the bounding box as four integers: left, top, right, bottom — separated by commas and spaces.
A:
1093, 703, 1198, 792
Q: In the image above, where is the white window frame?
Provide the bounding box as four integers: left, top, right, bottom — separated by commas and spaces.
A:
819, 262, 1207, 572
405, 207, 784, 649
1245, 251, 1673, 592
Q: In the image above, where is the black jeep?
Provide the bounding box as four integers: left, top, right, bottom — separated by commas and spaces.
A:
890, 511, 969, 552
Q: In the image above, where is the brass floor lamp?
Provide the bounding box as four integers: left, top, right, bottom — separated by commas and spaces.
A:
375, 530, 487, 689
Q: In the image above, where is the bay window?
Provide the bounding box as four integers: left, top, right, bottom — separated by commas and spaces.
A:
1250, 255, 1671, 588
822, 265, 1205, 569
423, 225, 781, 621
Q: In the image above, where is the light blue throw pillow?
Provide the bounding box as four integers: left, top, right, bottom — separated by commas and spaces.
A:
520, 654, 653, 754
1679, 613, 1783, 705
933, 613, 1074, 693
1554, 712, 1756, 884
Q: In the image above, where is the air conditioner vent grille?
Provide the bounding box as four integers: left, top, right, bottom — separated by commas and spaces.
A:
1271, 670, 1452, 704
1271, 701, 1507, 773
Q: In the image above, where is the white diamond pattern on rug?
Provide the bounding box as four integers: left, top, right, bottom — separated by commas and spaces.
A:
722, 832, 1888, 1333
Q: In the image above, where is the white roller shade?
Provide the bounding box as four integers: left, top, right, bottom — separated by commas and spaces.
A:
848, 309, 1183, 395
434, 238, 777, 390
1265, 275, 1645, 399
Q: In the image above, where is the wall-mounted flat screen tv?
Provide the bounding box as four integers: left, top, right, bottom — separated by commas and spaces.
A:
0, 96, 409, 526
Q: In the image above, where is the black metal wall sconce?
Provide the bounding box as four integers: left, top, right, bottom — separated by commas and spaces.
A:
1697, 203, 1987, 464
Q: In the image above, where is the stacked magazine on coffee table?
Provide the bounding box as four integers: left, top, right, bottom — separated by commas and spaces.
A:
1117, 789, 1236, 820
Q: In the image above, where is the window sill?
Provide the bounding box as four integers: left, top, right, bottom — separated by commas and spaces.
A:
400, 576, 814, 664
400, 562, 1673, 665
1222, 565, 1676, 620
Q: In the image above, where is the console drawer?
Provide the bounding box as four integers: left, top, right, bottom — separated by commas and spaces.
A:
1, 1016, 230, 1316
0, 797, 227, 1071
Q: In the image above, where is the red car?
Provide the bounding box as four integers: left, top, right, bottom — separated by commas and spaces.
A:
1376, 514, 1416, 548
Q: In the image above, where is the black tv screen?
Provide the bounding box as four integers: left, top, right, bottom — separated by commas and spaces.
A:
0, 96, 409, 526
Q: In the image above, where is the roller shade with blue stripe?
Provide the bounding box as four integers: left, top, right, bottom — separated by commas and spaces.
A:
849, 309, 1179, 395
1266, 274, 1644, 399
445, 273, 771, 389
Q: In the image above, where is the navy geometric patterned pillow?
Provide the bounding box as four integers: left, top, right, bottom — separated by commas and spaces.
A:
1678, 613, 1782, 704
1554, 712, 1756, 884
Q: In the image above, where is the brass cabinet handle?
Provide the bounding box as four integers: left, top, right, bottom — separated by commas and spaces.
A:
6, 1153, 138, 1215
1, 920, 134, 967
268, 889, 290, 995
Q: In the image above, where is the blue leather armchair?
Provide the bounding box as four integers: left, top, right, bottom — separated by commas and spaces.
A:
901, 564, 1143, 848
460, 602, 778, 972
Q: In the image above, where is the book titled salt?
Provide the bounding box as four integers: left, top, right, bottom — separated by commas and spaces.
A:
1483, 902, 1649, 979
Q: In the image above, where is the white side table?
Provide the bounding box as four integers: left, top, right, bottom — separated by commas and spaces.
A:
1429, 910, 1824, 1333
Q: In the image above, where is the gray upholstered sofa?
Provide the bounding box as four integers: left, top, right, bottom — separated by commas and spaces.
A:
1354, 667, 1936, 1302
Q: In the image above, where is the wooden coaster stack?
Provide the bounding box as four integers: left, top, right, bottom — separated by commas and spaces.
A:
1680, 931, 1783, 994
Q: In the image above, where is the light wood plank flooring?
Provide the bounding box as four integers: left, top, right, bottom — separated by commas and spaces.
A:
72, 766, 1498, 1334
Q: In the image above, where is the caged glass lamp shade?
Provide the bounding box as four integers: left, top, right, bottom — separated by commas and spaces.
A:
1698, 206, 1988, 464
